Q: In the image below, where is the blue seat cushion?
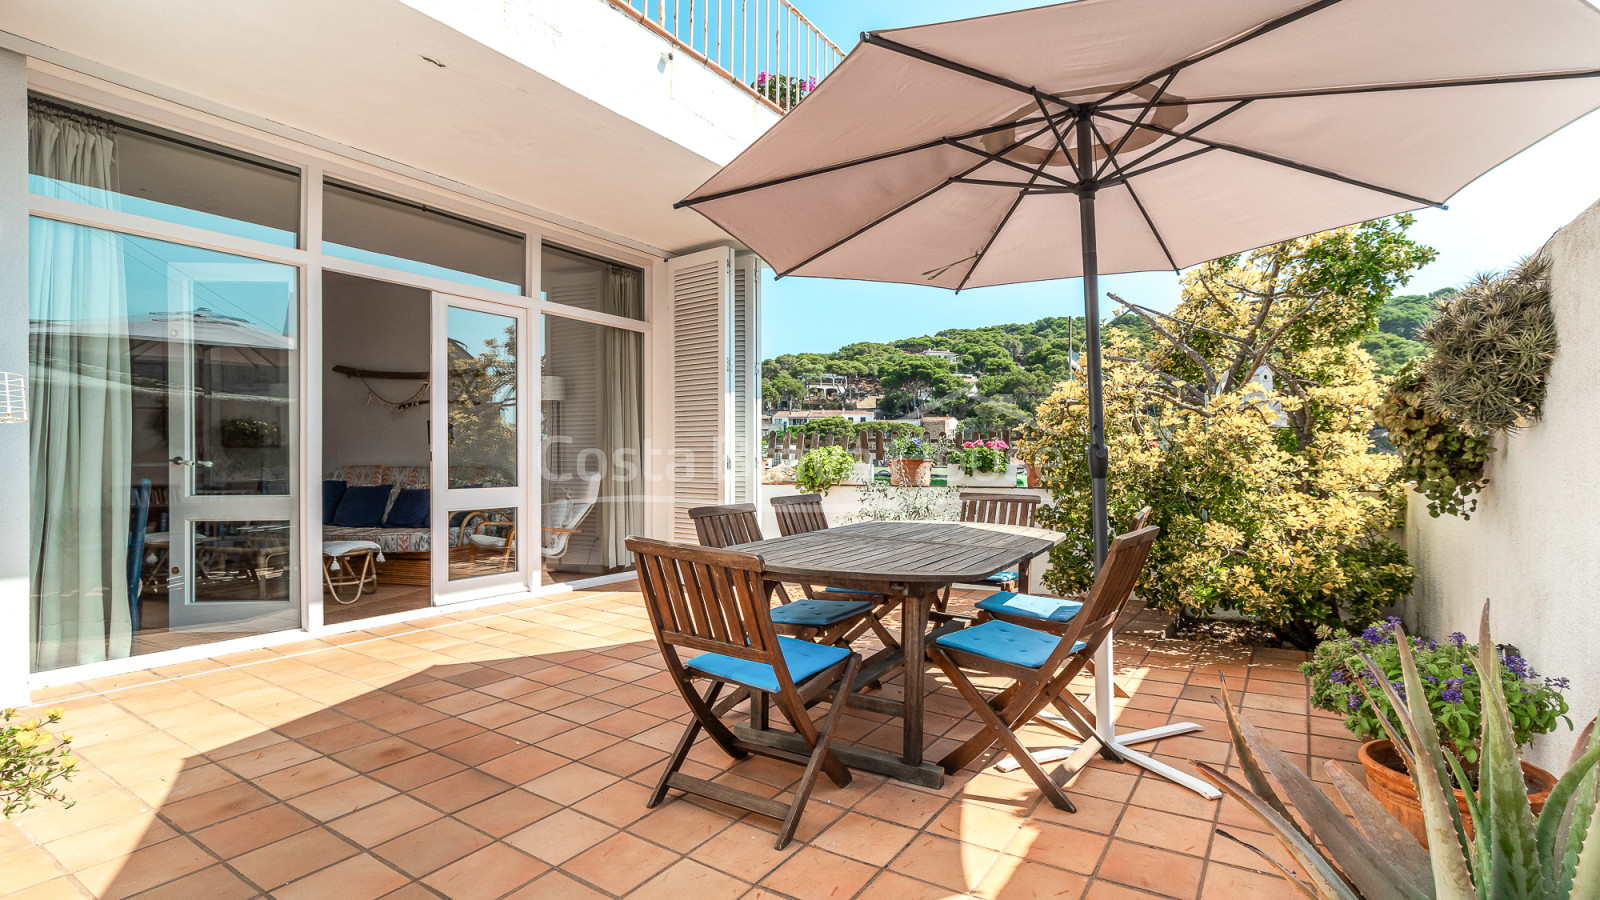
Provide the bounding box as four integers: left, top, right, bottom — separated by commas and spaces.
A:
331, 484, 393, 528
323, 480, 347, 526
976, 592, 1084, 623
984, 571, 1021, 584
385, 488, 430, 529
936, 620, 1083, 669
770, 598, 874, 627
686, 637, 851, 692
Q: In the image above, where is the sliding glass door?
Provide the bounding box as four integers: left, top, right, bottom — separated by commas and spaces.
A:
430, 293, 531, 603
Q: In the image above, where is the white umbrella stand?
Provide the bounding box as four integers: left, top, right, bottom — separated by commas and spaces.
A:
679, 0, 1600, 799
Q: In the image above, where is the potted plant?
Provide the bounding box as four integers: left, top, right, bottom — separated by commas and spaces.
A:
794, 445, 855, 496
950, 439, 1014, 487
3, 708, 75, 817
886, 434, 931, 487
1302, 616, 1570, 845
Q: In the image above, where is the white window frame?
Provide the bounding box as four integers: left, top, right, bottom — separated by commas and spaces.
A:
20, 68, 670, 690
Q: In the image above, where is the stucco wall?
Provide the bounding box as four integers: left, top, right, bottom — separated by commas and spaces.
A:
1404, 196, 1600, 773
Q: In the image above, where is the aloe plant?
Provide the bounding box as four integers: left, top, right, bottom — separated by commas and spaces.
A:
1194, 602, 1600, 899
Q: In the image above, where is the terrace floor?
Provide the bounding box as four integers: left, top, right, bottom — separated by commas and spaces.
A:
1, 585, 1356, 900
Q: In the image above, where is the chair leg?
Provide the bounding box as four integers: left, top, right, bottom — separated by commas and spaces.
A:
776, 656, 858, 849
930, 650, 1075, 812
651, 681, 738, 808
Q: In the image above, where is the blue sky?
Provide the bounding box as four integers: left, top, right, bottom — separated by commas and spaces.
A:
761, 1, 1600, 357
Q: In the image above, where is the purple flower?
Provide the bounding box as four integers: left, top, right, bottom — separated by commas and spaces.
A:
1441, 687, 1464, 704
1361, 626, 1384, 645
1448, 632, 1467, 647
1329, 671, 1346, 684
1383, 616, 1403, 634
1422, 674, 1439, 685
1346, 694, 1362, 710
1461, 663, 1474, 677
1444, 678, 1464, 689
1546, 677, 1571, 691
1505, 655, 1531, 679
1389, 680, 1407, 702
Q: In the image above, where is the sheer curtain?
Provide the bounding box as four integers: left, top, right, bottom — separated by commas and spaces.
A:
28, 101, 134, 669
599, 267, 643, 567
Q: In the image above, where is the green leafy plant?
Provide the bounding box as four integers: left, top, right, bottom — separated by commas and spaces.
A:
950, 439, 1010, 475
1421, 254, 1557, 433
1302, 617, 1570, 763
1198, 604, 1600, 900
1376, 360, 1494, 519
848, 483, 957, 522
2, 708, 75, 817
794, 445, 855, 496
887, 434, 931, 461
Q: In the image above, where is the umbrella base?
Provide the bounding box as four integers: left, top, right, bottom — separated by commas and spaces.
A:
995, 718, 1221, 799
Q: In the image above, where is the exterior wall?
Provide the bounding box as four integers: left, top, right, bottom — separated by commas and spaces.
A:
0, 49, 29, 706
1404, 196, 1600, 772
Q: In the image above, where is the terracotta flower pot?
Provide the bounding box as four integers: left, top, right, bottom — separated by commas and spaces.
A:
889, 458, 930, 487
1359, 739, 1558, 847
1026, 464, 1042, 488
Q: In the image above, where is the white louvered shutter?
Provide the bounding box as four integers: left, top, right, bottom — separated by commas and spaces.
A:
667, 247, 734, 542
730, 255, 761, 504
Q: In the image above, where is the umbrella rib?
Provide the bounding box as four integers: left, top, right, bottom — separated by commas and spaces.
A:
1087, 117, 1180, 272
1111, 99, 1254, 177
943, 138, 1080, 190
1117, 145, 1217, 181
1097, 68, 1600, 111
1093, 71, 1179, 182
860, 32, 1074, 107
1095, 110, 1446, 209
776, 121, 1060, 279
1096, 0, 1350, 109
954, 127, 1067, 293
675, 114, 1054, 208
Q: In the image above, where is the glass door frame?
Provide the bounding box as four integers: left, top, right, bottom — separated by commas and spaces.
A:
164, 260, 300, 631
428, 291, 536, 604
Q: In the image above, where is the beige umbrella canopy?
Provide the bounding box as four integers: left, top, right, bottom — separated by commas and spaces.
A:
678, 0, 1600, 798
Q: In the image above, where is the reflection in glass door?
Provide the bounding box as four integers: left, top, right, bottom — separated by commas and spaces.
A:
430, 294, 530, 603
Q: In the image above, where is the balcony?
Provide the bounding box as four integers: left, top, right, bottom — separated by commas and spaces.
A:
608, 0, 844, 112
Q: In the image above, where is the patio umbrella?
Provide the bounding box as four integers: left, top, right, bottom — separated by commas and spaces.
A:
676, 0, 1600, 797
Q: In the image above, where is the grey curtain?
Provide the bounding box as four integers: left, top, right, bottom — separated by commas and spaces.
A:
599, 267, 643, 567
28, 101, 135, 669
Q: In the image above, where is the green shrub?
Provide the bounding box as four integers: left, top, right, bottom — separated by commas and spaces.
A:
795, 446, 855, 495
2, 708, 75, 818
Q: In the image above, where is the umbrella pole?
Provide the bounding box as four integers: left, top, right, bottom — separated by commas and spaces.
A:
1004, 118, 1221, 799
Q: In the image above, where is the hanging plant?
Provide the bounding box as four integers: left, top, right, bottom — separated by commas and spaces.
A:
1377, 360, 1494, 519
1419, 254, 1557, 432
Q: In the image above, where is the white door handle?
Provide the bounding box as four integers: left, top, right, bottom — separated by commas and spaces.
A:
169, 457, 215, 468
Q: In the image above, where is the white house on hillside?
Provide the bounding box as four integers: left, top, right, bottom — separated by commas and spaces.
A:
0, 0, 840, 703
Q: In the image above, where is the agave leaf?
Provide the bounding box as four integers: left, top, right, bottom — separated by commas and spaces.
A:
1219, 689, 1432, 900
1442, 750, 1484, 843
1215, 829, 1321, 900
1359, 641, 1476, 898
1325, 760, 1436, 893
1563, 720, 1600, 899
1536, 722, 1600, 899
1215, 675, 1308, 844
1194, 761, 1363, 900
1472, 605, 1543, 899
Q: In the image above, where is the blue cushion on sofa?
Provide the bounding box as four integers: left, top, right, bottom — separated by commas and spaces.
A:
323, 480, 347, 526
386, 488, 429, 529
331, 485, 393, 528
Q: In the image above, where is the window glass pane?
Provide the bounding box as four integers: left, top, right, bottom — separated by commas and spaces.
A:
28, 96, 299, 247
541, 245, 644, 320
323, 181, 525, 293
451, 508, 517, 580
29, 217, 300, 672
542, 315, 643, 584
447, 307, 518, 488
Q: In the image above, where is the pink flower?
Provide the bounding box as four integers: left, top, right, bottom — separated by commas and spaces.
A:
962, 441, 976, 448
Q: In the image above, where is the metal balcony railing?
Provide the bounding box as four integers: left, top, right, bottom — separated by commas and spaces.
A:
608, 0, 845, 111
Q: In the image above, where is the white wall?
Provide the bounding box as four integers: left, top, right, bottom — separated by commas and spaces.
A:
321, 275, 432, 473
0, 49, 30, 706
1405, 196, 1600, 773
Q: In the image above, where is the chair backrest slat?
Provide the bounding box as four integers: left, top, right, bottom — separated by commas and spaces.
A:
628, 537, 783, 668
772, 493, 829, 536
1045, 525, 1160, 670
958, 492, 1041, 528
689, 503, 764, 549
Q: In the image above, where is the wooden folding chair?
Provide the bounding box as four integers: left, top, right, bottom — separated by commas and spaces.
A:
938, 492, 1043, 611
928, 525, 1159, 811
688, 504, 887, 649
970, 506, 1152, 699
766, 495, 899, 651
628, 537, 860, 848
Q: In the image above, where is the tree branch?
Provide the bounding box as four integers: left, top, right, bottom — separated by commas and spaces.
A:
1109, 294, 1219, 393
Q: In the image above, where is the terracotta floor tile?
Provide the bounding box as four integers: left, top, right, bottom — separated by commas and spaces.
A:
975, 854, 1089, 900
811, 811, 919, 867
421, 842, 550, 900
628, 797, 735, 852
456, 788, 560, 837
1005, 820, 1111, 876
75, 835, 215, 900
372, 817, 493, 877
191, 801, 316, 857
627, 857, 750, 900
929, 801, 1029, 851
328, 794, 443, 846
855, 870, 971, 900
115, 863, 257, 900
370, 752, 468, 792
504, 871, 611, 900
853, 782, 950, 829
560, 832, 680, 895
13, 789, 153, 843
475, 745, 567, 785
1113, 806, 1215, 858
525, 762, 618, 805
0, 846, 63, 894
408, 769, 512, 813
687, 819, 801, 881
1094, 840, 1205, 900
274, 853, 413, 900
1082, 881, 1171, 900
1200, 862, 1307, 900
41, 812, 174, 872
891, 834, 1006, 894
505, 807, 618, 865
252, 756, 359, 800
288, 774, 398, 821
762, 845, 880, 900
540, 725, 623, 759
333, 736, 428, 773
231, 826, 359, 891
